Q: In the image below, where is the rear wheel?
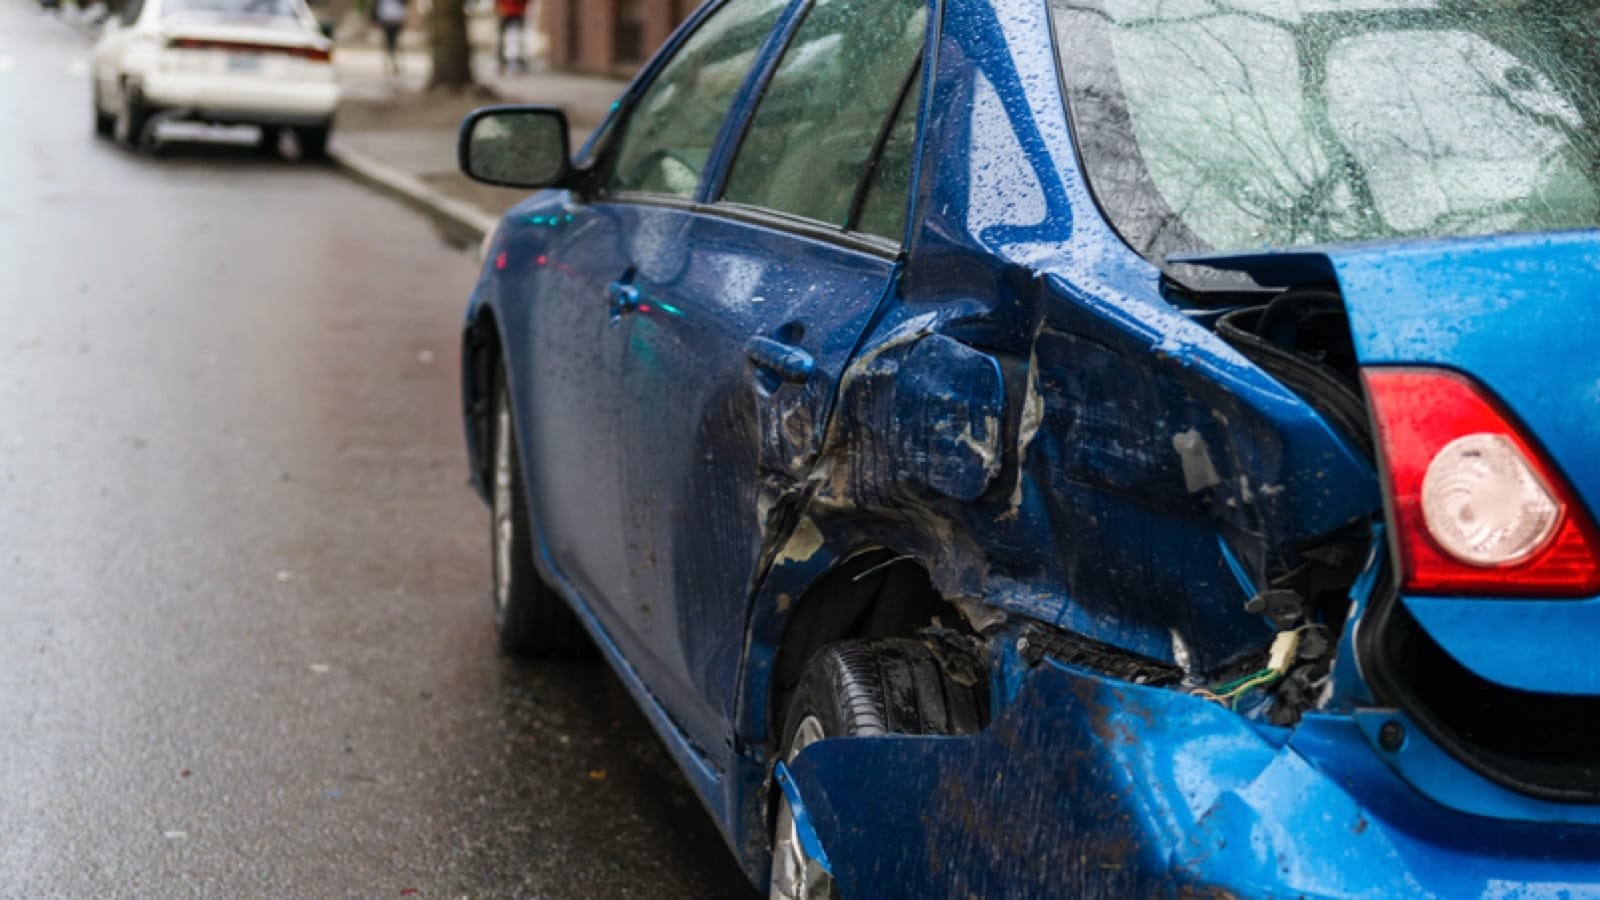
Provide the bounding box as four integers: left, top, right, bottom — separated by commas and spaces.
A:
490, 360, 589, 657
296, 123, 330, 161
255, 125, 282, 158
770, 638, 985, 900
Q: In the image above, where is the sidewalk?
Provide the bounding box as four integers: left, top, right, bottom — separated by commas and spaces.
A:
330, 28, 628, 248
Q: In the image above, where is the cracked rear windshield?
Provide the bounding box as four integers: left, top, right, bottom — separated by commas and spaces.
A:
1051, 0, 1600, 262
163, 0, 299, 18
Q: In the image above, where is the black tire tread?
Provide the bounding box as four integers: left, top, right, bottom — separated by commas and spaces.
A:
784, 638, 985, 749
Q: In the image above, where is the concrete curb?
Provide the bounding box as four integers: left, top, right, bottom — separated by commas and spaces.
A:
328, 140, 499, 250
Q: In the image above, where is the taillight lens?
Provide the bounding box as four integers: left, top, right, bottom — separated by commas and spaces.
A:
1364, 367, 1600, 596
168, 37, 332, 62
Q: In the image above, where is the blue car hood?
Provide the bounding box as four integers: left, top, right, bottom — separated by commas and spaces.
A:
1182, 231, 1600, 695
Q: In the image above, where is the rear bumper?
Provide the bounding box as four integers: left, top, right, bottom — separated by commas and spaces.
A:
141, 73, 339, 125
785, 658, 1600, 897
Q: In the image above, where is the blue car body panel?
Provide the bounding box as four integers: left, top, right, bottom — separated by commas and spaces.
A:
787, 654, 1600, 898
460, 0, 1600, 892
1191, 233, 1600, 696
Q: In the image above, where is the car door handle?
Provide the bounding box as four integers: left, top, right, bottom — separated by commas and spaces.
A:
607, 280, 641, 317
744, 336, 815, 384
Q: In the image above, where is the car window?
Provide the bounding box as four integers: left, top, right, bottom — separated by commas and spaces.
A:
1053, 0, 1600, 263
163, 0, 298, 17
120, 0, 145, 24
604, 0, 789, 198
852, 62, 922, 242
721, 0, 926, 231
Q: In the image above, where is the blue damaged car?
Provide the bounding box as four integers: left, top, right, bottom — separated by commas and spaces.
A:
455, 0, 1600, 895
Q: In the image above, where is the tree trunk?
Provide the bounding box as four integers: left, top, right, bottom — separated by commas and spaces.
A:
427, 0, 475, 91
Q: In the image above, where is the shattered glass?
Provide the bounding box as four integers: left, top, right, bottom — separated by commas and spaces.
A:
1052, 0, 1600, 258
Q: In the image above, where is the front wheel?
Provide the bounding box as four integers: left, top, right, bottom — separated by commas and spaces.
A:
770, 639, 985, 900
114, 84, 155, 149
92, 87, 114, 138
490, 360, 589, 657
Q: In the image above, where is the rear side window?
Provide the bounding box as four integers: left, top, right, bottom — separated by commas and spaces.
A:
852, 64, 921, 242
722, 0, 926, 233
604, 0, 789, 198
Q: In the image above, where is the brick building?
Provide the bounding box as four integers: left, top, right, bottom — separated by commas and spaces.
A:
542, 0, 697, 76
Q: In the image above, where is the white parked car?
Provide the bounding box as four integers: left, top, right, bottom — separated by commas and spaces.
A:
90, 0, 340, 156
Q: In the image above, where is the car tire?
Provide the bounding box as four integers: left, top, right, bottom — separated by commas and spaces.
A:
490, 360, 590, 657
114, 83, 154, 149
92, 89, 114, 138
296, 124, 330, 161
255, 125, 282, 157
770, 638, 985, 900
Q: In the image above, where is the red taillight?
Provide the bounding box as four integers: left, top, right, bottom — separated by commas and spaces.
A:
168, 37, 332, 62
1364, 367, 1600, 596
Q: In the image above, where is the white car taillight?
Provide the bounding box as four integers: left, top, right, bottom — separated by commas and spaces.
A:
1420, 433, 1559, 566
1363, 367, 1600, 596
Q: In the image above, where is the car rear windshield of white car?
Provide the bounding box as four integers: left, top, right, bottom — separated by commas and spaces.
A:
1052, 0, 1600, 263
163, 0, 298, 19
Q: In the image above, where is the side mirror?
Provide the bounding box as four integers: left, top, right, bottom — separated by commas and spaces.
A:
458, 105, 572, 190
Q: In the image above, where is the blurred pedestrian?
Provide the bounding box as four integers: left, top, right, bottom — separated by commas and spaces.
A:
496, 0, 529, 74
370, 0, 406, 77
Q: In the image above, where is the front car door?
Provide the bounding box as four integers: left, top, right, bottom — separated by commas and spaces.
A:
604, 0, 931, 757
515, 0, 790, 655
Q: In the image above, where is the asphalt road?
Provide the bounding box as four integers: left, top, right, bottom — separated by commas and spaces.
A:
0, 4, 759, 897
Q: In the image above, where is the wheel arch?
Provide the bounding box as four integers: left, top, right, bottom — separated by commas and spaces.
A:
738, 533, 977, 757
461, 303, 506, 501
732, 526, 988, 890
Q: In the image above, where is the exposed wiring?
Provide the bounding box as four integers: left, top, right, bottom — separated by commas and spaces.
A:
1196, 625, 1334, 710
1220, 671, 1282, 709
1191, 667, 1280, 708
1211, 667, 1274, 695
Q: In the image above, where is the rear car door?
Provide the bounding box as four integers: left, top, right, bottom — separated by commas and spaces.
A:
603, 0, 930, 756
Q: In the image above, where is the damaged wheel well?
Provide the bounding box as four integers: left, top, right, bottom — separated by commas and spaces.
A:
765, 549, 976, 753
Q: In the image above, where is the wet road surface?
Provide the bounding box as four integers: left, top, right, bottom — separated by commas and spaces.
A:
0, 5, 759, 896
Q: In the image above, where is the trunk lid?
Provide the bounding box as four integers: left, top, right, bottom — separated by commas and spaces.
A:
1178, 231, 1600, 696
1182, 230, 1600, 543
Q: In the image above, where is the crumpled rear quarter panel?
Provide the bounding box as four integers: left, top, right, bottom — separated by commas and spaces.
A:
786, 659, 1600, 898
